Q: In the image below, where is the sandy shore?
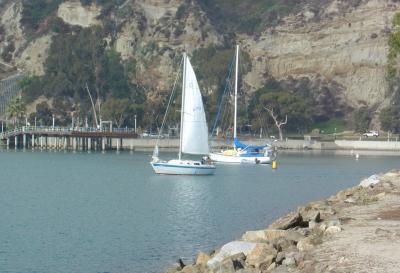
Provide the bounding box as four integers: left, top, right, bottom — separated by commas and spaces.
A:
165, 170, 400, 273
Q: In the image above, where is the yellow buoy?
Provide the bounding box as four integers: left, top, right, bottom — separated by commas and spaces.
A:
272, 160, 277, 169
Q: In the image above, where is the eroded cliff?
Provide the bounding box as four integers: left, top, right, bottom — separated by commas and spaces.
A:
0, 0, 399, 125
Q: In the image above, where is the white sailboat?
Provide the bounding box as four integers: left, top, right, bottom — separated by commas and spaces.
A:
151, 53, 216, 175
209, 45, 276, 164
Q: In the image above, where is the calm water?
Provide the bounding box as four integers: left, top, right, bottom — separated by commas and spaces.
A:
1, 149, 400, 273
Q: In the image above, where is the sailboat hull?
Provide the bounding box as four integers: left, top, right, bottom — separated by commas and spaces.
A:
209, 152, 273, 164
151, 160, 216, 175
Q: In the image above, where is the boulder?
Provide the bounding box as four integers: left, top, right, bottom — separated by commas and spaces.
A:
273, 237, 296, 252
242, 229, 304, 243
298, 207, 321, 224
268, 212, 303, 230
246, 244, 277, 268
294, 227, 311, 237
320, 206, 336, 218
214, 252, 246, 272
308, 220, 317, 229
275, 252, 285, 264
344, 197, 356, 204
359, 174, 381, 188
266, 262, 277, 271
282, 257, 296, 267
284, 251, 304, 265
324, 226, 342, 235
207, 241, 256, 269
196, 252, 211, 266
297, 237, 314, 252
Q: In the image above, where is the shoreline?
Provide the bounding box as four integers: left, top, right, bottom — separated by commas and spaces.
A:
2, 147, 400, 157
165, 170, 400, 273
2, 146, 400, 158
3, 136, 400, 153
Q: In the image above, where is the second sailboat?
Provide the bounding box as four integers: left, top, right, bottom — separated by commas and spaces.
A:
209, 45, 276, 164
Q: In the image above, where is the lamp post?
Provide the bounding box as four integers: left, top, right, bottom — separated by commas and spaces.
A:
52, 114, 55, 129
134, 114, 137, 133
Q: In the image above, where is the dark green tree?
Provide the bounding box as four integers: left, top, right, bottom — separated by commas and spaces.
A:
6, 96, 26, 126
35, 101, 53, 126
353, 107, 372, 133
254, 90, 313, 133
380, 103, 400, 133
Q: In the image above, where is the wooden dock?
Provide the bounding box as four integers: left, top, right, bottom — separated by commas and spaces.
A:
0, 126, 278, 152
0, 126, 138, 151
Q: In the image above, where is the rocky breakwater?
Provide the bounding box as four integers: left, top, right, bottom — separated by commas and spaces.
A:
166, 170, 400, 273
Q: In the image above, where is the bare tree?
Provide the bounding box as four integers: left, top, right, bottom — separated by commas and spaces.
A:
264, 107, 287, 141
85, 83, 99, 128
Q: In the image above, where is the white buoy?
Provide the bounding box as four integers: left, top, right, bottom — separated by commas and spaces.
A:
355, 153, 359, 160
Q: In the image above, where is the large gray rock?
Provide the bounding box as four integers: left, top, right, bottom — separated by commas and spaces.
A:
269, 212, 303, 230
282, 257, 296, 267
298, 207, 321, 224
207, 241, 256, 269
324, 226, 342, 235
297, 237, 315, 252
286, 251, 304, 265
266, 262, 277, 271
273, 237, 296, 252
359, 174, 381, 188
246, 243, 277, 269
214, 252, 245, 273
196, 252, 211, 266
275, 252, 286, 264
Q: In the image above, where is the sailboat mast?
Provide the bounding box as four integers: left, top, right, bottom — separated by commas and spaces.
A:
234, 45, 239, 139
178, 53, 187, 160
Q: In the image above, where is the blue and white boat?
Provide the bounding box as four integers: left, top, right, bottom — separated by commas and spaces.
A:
151, 53, 216, 175
209, 45, 276, 164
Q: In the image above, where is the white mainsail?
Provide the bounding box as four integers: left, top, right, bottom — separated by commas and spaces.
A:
181, 57, 209, 155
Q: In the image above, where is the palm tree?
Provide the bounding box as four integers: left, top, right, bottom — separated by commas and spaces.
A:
6, 96, 26, 127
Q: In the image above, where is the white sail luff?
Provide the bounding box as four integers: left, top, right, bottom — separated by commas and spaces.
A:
179, 53, 187, 160
181, 57, 209, 155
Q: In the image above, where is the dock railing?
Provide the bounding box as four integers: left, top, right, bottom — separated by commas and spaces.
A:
0, 126, 136, 139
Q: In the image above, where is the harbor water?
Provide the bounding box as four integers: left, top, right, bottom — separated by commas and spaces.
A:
1, 149, 400, 273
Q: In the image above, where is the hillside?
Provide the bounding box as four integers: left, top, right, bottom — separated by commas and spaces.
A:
0, 0, 399, 133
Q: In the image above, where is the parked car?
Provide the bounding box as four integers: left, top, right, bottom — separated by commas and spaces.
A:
363, 131, 379, 137
149, 133, 160, 138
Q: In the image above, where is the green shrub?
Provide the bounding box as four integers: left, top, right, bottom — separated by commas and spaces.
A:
312, 119, 347, 134
352, 107, 372, 133
21, 0, 63, 31
380, 103, 400, 133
